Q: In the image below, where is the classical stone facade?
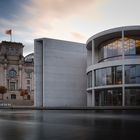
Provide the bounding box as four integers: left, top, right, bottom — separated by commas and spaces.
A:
0, 41, 34, 106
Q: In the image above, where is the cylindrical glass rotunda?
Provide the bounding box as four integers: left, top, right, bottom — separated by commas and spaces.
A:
86, 26, 140, 106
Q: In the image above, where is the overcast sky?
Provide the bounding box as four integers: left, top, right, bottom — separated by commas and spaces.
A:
0, 0, 140, 56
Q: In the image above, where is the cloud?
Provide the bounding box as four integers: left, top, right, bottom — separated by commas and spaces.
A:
21, 0, 95, 31
26, 0, 96, 18
71, 32, 87, 42
20, 0, 104, 38
0, 0, 104, 38
0, 0, 108, 55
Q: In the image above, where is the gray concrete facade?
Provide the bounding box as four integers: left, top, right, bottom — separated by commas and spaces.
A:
34, 38, 87, 107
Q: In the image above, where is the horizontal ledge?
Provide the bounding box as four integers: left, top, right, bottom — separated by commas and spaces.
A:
0, 106, 140, 110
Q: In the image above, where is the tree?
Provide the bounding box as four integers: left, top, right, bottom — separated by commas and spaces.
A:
19, 89, 28, 100
0, 86, 7, 100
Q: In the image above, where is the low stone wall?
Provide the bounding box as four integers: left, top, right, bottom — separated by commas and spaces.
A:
0, 99, 34, 106
0, 106, 140, 110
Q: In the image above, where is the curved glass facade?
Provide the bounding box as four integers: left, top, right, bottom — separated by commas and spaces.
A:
99, 38, 122, 62
94, 64, 140, 87
94, 64, 140, 106
95, 66, 122, 86
95, 87, 140, 106
124, 37, 140, 58
87, 27, 140, 107
99, 37, 140, 62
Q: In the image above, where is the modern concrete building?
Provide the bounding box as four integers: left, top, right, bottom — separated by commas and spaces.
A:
0, 41, 34, 106
87, 26, 140, 106
34, 26, 140, 107
34, 38, 87, 107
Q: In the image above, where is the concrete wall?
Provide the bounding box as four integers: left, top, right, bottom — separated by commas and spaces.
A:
87, 49, 92, 67
34, 38, 87, 107
34, 40, 43, 107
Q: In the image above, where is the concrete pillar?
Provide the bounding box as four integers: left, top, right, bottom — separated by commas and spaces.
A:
92, 89, 95, 106
122, 29, 125, 106
34, 40, 43, 107
92, 40, 94, 65
122, 64, 125, 106
91, 69, 95, 106
91, 40, 95, 106
43, 40, 46, 107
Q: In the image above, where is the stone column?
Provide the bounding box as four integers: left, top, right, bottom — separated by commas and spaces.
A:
19, 64, 22, 89
3, 59, 8, 87
4, 65, 7, 87
30, 72, 32, 91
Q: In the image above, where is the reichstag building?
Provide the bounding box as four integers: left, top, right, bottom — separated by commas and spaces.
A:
0, 41, 34, 106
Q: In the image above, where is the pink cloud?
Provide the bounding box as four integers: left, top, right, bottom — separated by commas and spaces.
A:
71, 32, 87, 42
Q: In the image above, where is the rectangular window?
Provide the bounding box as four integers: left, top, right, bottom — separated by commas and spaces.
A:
95, 66, 122, 86
87, 72, 92, 88
27, 86, 30, 91
125, 88, 140, 106
136, 65, 140, 83
11, 94, 16, 100
96, 69, 99, 86
27, 80, 30, 84
115, 66, 122, 84
10, 82, 15, 91
27, 73, 31, 78
125, 65, 140, 84
106, 67, 112, 85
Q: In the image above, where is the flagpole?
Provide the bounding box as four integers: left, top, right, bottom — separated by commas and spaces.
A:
5, 29, 12, 42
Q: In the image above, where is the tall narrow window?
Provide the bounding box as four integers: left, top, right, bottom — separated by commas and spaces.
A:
27, 73, 31, 78
27, 80, 30, 84
95, 66, 122, 86
27, 86, 30, 91
10, 82, 16, 91
87, 72, 92, 88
